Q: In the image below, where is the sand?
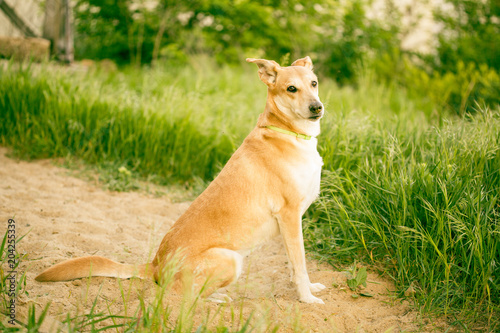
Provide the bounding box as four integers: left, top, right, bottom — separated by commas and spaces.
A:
0, 147, 442, 332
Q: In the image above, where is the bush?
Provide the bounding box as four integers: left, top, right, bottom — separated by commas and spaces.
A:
370, 51, 500, 116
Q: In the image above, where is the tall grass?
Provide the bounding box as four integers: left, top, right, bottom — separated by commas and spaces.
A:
0, 60, 258, 184
307, 107, 500, 328
0, 59, 499, 329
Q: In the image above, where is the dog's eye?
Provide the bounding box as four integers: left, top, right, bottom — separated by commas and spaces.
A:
287, 86, 297, 93
312, 81, 318, 87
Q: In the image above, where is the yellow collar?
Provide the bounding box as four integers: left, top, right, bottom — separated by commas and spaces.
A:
265, 125, 312, 140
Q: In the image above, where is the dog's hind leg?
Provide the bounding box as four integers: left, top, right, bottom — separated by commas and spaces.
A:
188, 248, 244, 302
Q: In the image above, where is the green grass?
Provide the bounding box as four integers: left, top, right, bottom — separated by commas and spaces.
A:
0, 67, 231, 184
306, 107, 500, 328
0, 58, 499, 330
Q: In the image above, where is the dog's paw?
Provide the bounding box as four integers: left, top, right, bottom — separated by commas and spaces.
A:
300, 294, 325, 304
309, 282, 326, 293
206, 292, 232, 303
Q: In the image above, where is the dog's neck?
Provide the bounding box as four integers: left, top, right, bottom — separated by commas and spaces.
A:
257, 95, 321, 139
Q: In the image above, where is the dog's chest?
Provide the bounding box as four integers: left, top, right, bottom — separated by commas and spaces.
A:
289, 140, 323, 213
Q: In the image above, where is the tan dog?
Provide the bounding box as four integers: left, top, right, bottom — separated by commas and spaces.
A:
36, 56, 326, 304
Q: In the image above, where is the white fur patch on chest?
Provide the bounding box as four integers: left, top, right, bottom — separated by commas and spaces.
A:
289, 138, 323, 214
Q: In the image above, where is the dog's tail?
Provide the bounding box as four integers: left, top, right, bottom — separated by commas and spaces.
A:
35, 256, 154, 282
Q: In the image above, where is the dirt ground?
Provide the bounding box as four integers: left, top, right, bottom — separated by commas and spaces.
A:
0, 147, 444, 332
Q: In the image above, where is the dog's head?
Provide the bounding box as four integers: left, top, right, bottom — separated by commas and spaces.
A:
246, 56, 324, 123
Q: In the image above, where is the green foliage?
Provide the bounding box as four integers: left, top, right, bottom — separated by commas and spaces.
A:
427, 62, 500, 115
371, 52, 500, 115
72, 0, 401, 83
16, 304, 51, 332
343, 261, 368, 293
314, 0, 400, 83
434, 0, 500, 73
74, 0, 133, 63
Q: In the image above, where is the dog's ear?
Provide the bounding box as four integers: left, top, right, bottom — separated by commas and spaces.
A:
291, 56, 313, 70
246, 58, 280, 86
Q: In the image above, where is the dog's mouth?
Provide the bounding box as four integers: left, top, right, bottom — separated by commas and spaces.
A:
308, 113, 323, 121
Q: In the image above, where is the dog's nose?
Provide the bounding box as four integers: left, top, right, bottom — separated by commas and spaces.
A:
309, 102, 323, 114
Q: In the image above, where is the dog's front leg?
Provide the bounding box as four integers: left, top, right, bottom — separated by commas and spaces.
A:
276, 209, 325, 304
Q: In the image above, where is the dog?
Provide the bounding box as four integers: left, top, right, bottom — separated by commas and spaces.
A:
36, 56, 326, 304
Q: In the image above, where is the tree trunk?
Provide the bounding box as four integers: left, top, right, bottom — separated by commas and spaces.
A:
43, 0, 73, 62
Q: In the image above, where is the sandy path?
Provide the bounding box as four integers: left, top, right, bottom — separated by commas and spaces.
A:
0, 147, 436, 332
